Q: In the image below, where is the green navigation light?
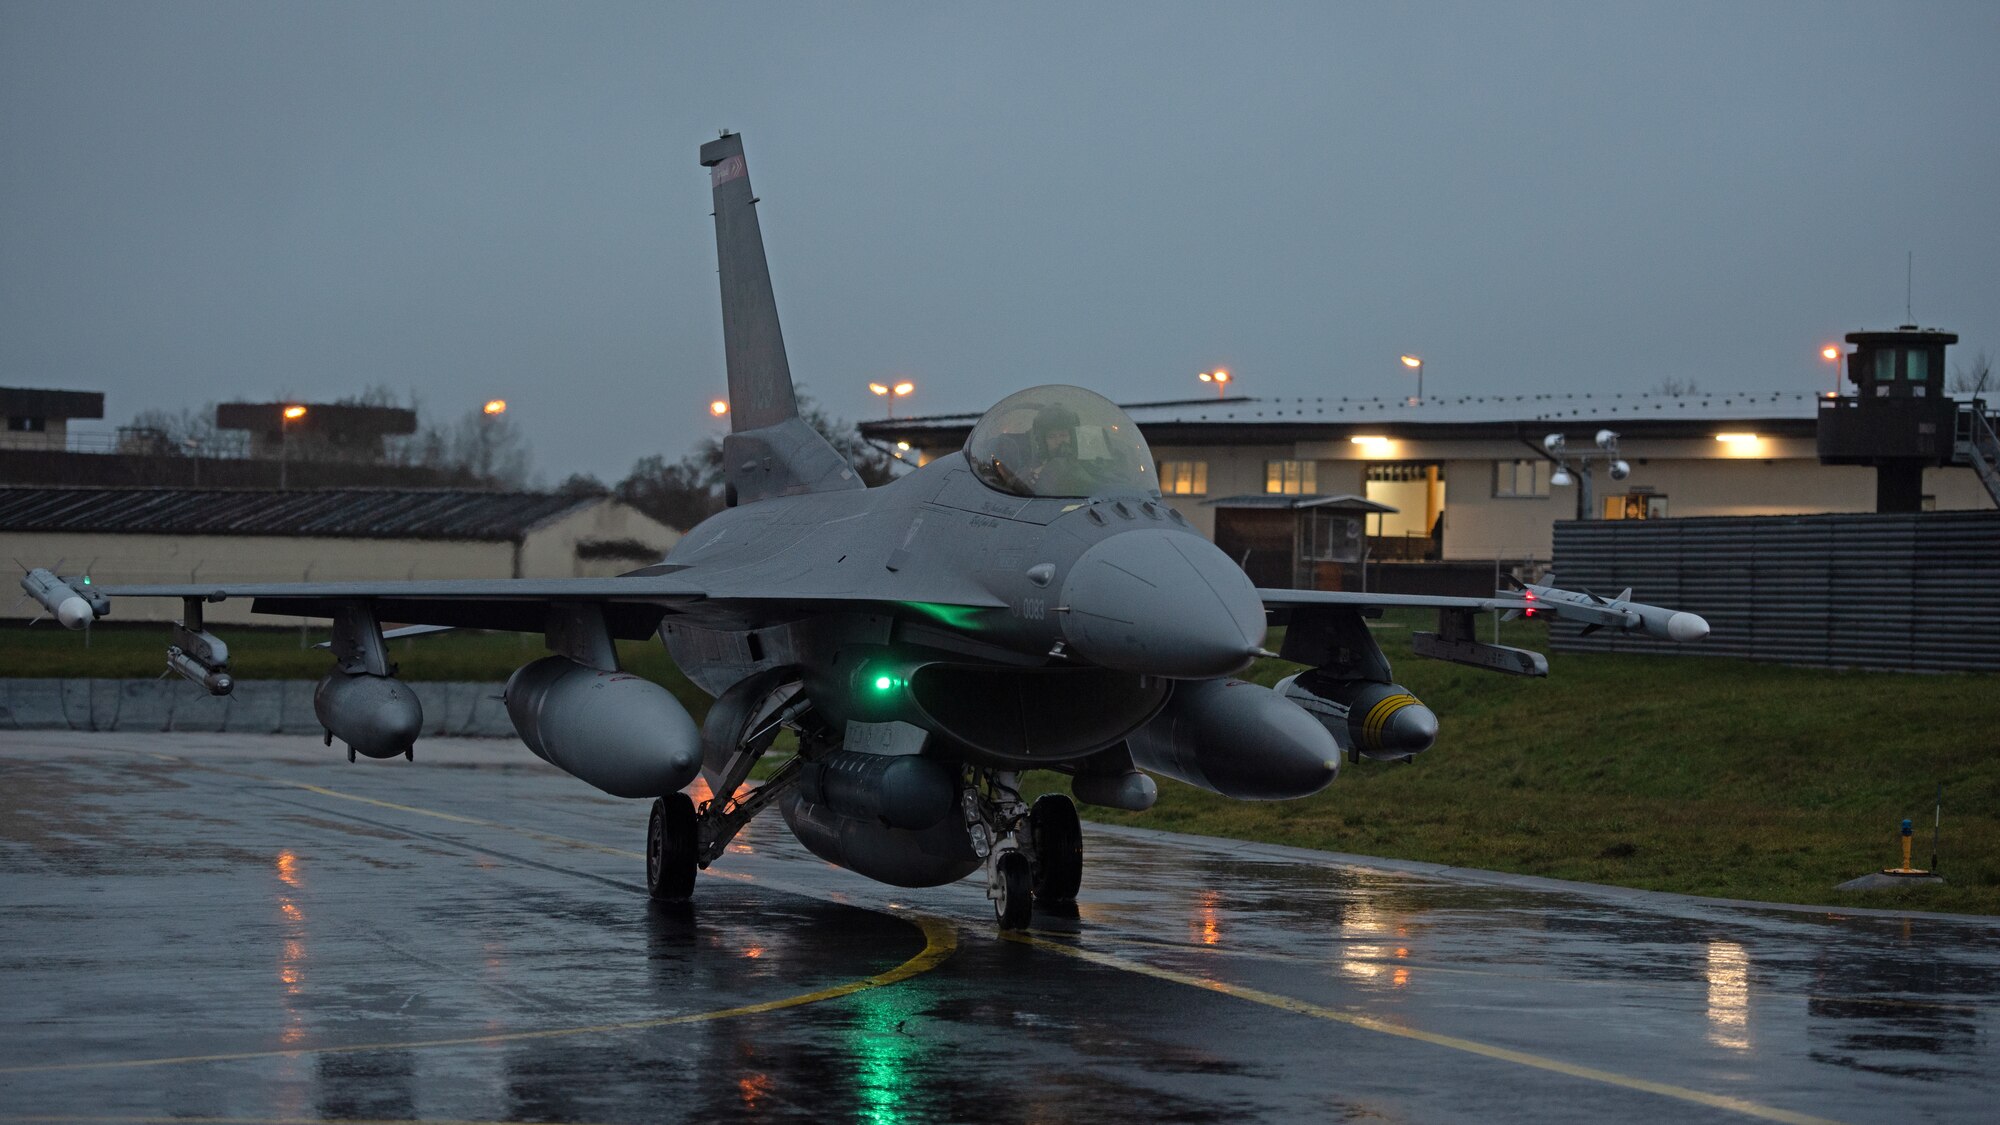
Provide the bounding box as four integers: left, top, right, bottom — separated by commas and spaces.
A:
873, 675, 895, 691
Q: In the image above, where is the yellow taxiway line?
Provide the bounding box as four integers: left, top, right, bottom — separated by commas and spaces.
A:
1006, 930, 1850, 1125
0, 914, 953, 1076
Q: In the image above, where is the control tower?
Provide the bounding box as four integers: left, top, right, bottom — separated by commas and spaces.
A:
1816, 325, 1999, 512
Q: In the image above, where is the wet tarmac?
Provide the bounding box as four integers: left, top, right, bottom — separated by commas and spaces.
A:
3, 731, 1996, 1124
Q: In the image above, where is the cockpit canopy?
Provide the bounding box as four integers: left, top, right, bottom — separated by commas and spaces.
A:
965, 385, 1159, 499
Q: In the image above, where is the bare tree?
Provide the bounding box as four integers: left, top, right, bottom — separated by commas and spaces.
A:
1950, 350, 1991, 395
611, 392, 891, 530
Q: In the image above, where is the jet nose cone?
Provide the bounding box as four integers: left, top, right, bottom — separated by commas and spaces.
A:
1061, 528, 1265, 678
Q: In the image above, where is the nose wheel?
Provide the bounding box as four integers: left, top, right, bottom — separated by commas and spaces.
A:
991, 851, 1034, 930
647, 793, 697, 902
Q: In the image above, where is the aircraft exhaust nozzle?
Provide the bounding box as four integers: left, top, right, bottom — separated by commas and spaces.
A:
504, 656, 701, 799
1060, 529, 1265, 679
315, 672, 423, 760
1126, 678, 1340, 800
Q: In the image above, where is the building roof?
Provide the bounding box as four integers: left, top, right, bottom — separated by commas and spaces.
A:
863, 389, 1840, 447
215, 401, 418, 436
0, 487, 596, 540
0, 388, 105, 420
878, 390, 1828, 429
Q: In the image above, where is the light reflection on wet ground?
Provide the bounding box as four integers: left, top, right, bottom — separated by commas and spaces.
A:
2, 732, 1996, 1124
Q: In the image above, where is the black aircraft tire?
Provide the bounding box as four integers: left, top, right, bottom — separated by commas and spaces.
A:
994, 851, 1034, 930
647, 793, 698, 902
1030, 793, 1084, 904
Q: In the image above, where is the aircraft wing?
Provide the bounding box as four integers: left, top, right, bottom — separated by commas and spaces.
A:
80, 576, 707, 637
35, 570, 1006, 638
1258, 583, 1709, 677
1259, 588, 1530, 615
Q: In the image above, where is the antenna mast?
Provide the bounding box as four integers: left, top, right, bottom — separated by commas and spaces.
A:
1906, 251, 1914, 322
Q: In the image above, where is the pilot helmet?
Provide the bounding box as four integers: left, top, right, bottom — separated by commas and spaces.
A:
1030, 403, 1081, 447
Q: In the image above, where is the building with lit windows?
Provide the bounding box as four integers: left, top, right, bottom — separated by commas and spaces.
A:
864, 384, 1994, 591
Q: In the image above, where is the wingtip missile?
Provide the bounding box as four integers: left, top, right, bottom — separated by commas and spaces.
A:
1510, 582, 1709, 643
19, 567, 96, 630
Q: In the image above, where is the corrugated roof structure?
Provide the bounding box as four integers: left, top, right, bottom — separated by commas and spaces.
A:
0, 488, 596, 540
880, 390, 1830, 429
862, 389, 1864, 448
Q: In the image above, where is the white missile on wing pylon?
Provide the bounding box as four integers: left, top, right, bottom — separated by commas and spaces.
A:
19, 568, 97, 630
1513, 582, 1710, 642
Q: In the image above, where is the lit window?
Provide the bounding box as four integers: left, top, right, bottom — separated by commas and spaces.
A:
1158, 460, 1208, 496
1493, 459, 1550, 498
1264, 460, 1316, 495
1907, 349, 1928, 381
1602, 493, 1668, 520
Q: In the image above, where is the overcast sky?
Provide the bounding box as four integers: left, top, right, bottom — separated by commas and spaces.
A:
5, 2, 1996, 483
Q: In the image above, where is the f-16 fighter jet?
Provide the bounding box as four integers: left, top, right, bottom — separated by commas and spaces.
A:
23, 134, 1708, 929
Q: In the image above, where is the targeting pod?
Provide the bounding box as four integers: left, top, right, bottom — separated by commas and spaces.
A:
1275, 672, 1438, 762
19, 568, 98, 630
168, 598, 234, 696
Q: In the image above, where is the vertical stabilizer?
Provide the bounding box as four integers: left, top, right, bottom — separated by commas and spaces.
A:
701, 132, 798, 432
699, 133, 863, 504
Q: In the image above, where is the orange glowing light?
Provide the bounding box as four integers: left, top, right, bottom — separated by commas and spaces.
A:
1211, 369, 1230, 384
709, 399, 729, 417
1392, 967, 1411, 988
1194, 890, 1222, 946
282, 405, 307, 421
868, 382, 891, 396
739, 1074, 773, 1109
276, 850, 301, 887
1197, 372, 1213, 382
1821, 346, 1840, 362
1400, 354, 1423, 369
892, 381, 914, 396
483, 399, 507, 415
744, 946, 765, 959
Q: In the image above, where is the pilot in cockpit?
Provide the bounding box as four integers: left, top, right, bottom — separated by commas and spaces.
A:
1026, 403, 1091, 494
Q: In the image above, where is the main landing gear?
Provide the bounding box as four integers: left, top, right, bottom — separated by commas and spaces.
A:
647, 793, 697, 902
966, 771, 1084, 930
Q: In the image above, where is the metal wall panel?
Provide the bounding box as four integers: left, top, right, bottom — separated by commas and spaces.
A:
1551, 512, 2000, 672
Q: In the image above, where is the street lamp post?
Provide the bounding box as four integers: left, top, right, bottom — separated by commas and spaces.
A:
1821, 345, 1844, 395
1400, 355, 1424, 404
279, 405, 306, 490
870, 380, 915, 418
1197, 369, 1232, 399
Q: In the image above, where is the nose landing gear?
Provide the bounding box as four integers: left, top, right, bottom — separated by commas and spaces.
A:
967, 772, 1085, 930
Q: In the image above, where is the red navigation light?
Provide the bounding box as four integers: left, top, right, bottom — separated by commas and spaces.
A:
1523, 589, 1537, 618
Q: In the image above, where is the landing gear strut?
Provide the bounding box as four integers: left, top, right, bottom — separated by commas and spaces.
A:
647, 793, 697, 902
966, 771, 1084, 929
